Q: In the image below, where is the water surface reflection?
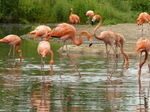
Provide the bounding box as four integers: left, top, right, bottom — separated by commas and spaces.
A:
0, 24, 150, 112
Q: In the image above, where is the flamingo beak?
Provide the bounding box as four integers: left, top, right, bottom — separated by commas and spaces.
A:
91, 21, 94, 26
89, 39, 93, 47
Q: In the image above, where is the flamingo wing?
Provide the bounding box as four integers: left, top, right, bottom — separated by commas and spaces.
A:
38, 41, 50, 56
50, 23, 76, 38
3, 35, 21, 46
70, 14, 80, 23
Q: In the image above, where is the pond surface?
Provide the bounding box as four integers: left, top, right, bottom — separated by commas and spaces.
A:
0, 24, 150, 112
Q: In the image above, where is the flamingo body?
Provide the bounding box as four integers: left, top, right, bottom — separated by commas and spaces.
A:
86, 10, 95, 17
136, 37, 150, 75
0, 35, 22, 60
69, 8, 80, 24
30, 25, 51, 40
37, 41, 54, 65
137, 12, 150, 25
50, 23, 92, 46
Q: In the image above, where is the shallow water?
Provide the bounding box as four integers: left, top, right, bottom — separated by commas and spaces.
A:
0, 24, 150, 112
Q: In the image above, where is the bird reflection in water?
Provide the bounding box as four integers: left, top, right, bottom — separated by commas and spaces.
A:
105, 78, 124, 111
31, 75, 52, 112
137, 77, 150, 112
106, 54, 125, 79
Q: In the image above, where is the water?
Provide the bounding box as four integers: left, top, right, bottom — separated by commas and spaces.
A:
0, 24, 150, 112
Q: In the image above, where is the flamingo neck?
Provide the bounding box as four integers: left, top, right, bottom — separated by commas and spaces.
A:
139, 50, 148, 70
94, 15, 103, 40
70, 10, 73, 15
72, 31, 91, 46
119, 41, 129, 68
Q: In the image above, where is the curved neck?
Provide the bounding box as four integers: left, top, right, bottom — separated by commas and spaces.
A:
119, 42, 129, 68
72, 31, 91, 46
140, 50, 148, 70
70, 9, 73, 15
94, 15, 103, 40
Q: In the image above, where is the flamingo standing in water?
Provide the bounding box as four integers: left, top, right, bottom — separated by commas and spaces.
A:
93, 15, 129, 69
30, 25, 51, 41
136, 37, 150, 76
37, 41, 54, 71
50, 23, 93, 77
0, 35, 22, 61
137, 12, 150, 36
69, 8, 80, 24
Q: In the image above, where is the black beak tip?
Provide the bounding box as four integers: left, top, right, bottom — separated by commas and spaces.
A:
91, 21, 94, 26
89, 43, 93, 47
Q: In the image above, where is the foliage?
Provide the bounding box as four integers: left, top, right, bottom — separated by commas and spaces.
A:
0, 0, 149, 25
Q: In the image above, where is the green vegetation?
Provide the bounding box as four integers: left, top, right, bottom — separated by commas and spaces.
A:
0, 0, 150, 25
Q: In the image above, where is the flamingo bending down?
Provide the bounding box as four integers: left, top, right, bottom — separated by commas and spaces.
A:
136, 37, 150, 76
86, 10, 95, 23
86, 10, 100, 25
0, 35, 22, 61
30, 25, 51, 41
93, 15, 129, 69
69, 8, 80, 24
137, 12, 150, 35
37, 41, 54, 70
50, 23, 93, 77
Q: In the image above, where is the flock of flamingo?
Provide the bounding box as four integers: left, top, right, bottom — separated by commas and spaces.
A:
0, 9, 150, 77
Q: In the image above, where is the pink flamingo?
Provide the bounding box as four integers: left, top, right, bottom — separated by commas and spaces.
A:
93, 15, 129, 69
69, 8, 80, 24
136, 37, 150, 76
137, 12, 150, 35
50, 23, 93, 77
37, 41, 54, 71
30, 25, 51, 41
86, 10, 100, 25
0, 35, 22, 61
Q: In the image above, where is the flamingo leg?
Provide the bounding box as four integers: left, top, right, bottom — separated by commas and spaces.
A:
141, 24, 143, 36
13, 46, 15, 59
41, 57, 45, 81
15, 44, 22, 62
59, 43, 65, 78
65, 43, 81, 78
105, 44, 109, 61
49, 50, 54, 75
8, 45, 13, 59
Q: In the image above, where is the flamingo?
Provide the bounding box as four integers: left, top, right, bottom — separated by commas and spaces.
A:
30, 25, 51, 41
137, 12, 150, 35
0, 35, 22, 61
50, 23, 93, 77
136, 37, 150, 76
86, 10, 95, 23
86, 10, 100, 25
69, 8, 80, 24
93, 15, 129, 69
37, 41, 54, 71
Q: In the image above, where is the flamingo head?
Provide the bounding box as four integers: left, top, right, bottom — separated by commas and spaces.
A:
70, 8, 73, 13
136, 42, 147, 53
43, 32, 52, 41
137, 19, 143, 25
87, 33, 93, 47
86, 10, 94, 17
